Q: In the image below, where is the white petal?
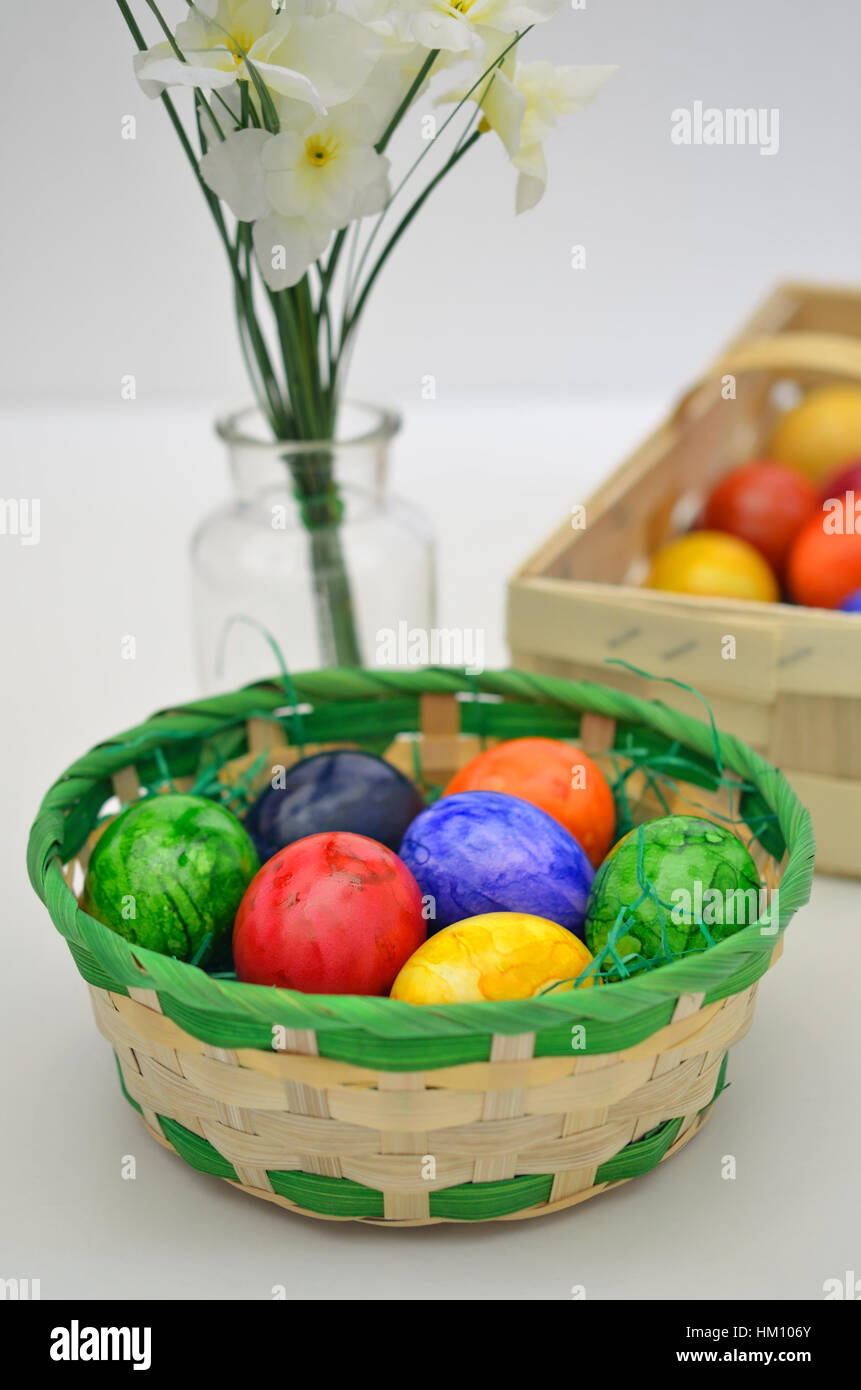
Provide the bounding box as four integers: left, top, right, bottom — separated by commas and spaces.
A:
478, 69, 526, 157
294, 15, 385, 105
352, 165, 391, 219
255, 15, 383, 109
176, 0, 220, 47
341, 146, 391, 220
411, 13, 482, 56
253, 213, 330, 290
200, 128, 273, 221
555, 63, 618, 113
260, 130, 307, 217
477, 0, 564, 26
133, 46, 171, 100
133, 47, 238, 97
238, 0, 278, 34
245, 59, 328, 114
515, 146, 547, 213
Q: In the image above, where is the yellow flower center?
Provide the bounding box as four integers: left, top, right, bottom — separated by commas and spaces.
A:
305, 134, 339, 168
451, 0, 477, 12
227, 29, 256, 66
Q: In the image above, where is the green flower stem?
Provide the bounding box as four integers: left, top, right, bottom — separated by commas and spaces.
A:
375, 50, 440, 154
308, 505, 363, 667
343, 29, 529, 332
117, 2, 285, 435
342, 129, 483, 349
115, 2, 494, 669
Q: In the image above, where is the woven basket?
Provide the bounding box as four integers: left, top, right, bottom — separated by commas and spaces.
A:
27, 668, 815, 1226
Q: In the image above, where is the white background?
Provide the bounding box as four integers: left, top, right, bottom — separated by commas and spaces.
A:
2, 0, 860, 1302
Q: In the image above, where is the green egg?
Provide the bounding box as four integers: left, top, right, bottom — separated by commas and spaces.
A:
80, 793, 259, 962
584, 815, 763, 971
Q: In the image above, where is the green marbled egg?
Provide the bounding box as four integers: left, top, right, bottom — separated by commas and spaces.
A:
584, 815, 762, 971
81, 793, 258, 962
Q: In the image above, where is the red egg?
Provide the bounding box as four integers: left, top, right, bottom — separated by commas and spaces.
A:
820, 459, 861, 505
703, 459, 818, 573
233, 832, 426, 995
786, 504, 861, 608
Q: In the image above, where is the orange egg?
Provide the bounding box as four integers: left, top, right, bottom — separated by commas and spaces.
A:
646, 531, 779, 603
768, 385, 861, 482
786, 504, 861, 608
443, 737, 615, 868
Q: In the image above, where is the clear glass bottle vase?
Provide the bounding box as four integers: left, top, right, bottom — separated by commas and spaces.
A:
191, 402, 436, 691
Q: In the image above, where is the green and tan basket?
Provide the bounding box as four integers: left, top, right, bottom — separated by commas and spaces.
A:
28, 668, 815, 1226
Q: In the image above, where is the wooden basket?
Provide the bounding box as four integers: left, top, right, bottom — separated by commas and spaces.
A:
508, 282, 861, 877
27, 669, 814, 1225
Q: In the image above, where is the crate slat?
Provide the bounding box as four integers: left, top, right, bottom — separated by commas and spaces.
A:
508, 282, 861, 878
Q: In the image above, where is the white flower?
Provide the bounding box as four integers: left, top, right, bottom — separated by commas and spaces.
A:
262, 106, 389, 225
444, 60, 615, 211
200, 105, 391, 288
407, 0, 564, 60
252, 214, 332, 291
252, 12, 384, 108
134, 0, 382, 116
512, 62, 615, 211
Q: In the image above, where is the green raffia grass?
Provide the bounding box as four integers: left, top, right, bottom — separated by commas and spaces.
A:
29, 668, 815, 1073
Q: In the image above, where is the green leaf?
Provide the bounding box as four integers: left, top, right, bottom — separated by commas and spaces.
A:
235, 51, 281, 133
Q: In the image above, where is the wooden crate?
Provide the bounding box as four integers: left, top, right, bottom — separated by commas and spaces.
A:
508, 282, 861, 878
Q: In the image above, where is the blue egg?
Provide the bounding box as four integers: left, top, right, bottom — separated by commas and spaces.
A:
838, 586, 861, 613
246, 750, 425, 861
399, 791, 594, 938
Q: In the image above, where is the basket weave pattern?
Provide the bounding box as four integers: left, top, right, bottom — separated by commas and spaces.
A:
28, 668, 815, 1225
91, 976, 762, 1224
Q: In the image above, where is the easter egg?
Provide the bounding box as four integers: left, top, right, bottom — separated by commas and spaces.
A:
245, 749, 424, 861
838, 586, 861, 613
81, 793, 259, 962
233, 831, 425, 994
391, 913, 595, 1004
702, 460, 818, 573
646, 531, 779, 603
584, 815, 761, 969
768, 385, 861, 482
786, 506, 861, 608
399, 791, 594, 937
819, 459, 861, 504
443, 738, 615, 868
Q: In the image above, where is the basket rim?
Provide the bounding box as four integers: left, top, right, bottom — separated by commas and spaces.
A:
27, 666, 816, 1046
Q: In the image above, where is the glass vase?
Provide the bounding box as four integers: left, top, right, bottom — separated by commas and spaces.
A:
191, 402, 435, 691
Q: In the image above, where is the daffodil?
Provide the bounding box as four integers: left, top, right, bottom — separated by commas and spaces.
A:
119, 0, 615, 668
200, 104, 390, 288
407, 0, 563, 60
444, 59, 615, 211
135, 0, 382, 115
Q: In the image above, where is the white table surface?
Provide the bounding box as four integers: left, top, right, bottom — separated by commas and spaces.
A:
2, 396, 858, 1301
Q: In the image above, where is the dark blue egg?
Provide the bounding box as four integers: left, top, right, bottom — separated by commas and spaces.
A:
245, 750, 425, 861
838, 586, 861, 613
399, 791, 594, 937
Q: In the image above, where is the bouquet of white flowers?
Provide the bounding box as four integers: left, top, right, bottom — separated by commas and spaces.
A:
119, 0, 613, 663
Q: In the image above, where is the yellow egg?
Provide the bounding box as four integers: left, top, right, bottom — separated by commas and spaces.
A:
390, 912, 595, 1005
646, 531, 779, 603
768, 384, 861, 482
